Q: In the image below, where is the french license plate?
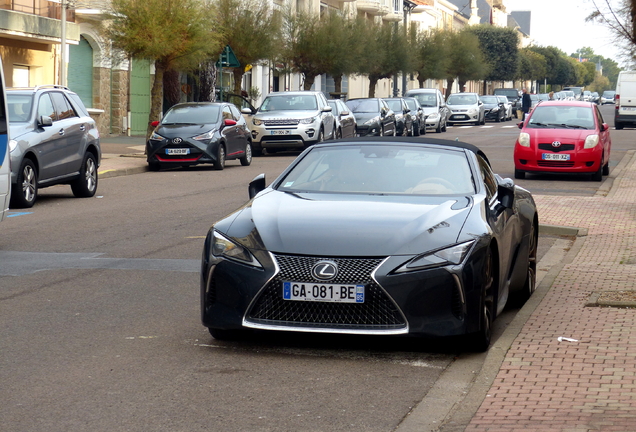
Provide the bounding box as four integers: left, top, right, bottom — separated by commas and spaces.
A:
623, 107, 636, 111
282, 281, 365, 303
271, 130, 292, 135
542, 153, 570, 161
166, 148, 190, 155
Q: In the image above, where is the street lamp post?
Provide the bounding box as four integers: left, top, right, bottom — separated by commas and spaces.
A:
60, 0, 67, 86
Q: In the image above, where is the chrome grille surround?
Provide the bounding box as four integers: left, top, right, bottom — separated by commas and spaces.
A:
243, 254, 408, 334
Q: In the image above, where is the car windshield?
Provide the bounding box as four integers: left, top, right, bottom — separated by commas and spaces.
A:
162, 105, 220, 124
497, 96, 508, 103
404, 99, 418, 110
527, 105, 596, 130
7, 94, 33, 123
603, 91, 615, 97
494, 90, 519, 99
447, 94, 477, 105
480, 96, 498, 104
409, 93, 436, 107
260, 95, 317, 111
384, 100, 403, 112
346, 99, 379, 113
277, 145, 475, 195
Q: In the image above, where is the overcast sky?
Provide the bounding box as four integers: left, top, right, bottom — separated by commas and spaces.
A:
506, 0, 623, 64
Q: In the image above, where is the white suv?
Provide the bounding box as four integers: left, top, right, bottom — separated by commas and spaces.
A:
242, 91, 335, 154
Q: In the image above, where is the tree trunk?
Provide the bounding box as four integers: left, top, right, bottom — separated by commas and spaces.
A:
303, 74, 316, 91
418, 76, 425, 88
368, 77, 378, 98
482, 80, 488, 95
333, 74, 343, 95
445, 78, 454, 99
147, 60, 166, 139
233, 68, 244, 94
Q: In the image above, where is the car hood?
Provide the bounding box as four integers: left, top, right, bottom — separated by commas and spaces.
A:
448, 104, 478, 111
9, 123, 34, 140
420, 107, 439, 115
222, 191, 473, 257
482, 103, 499, 109
525, 127, 597, 142
350, 112, 381, 123
157, 124, 218, 137
254, 110, 320, 119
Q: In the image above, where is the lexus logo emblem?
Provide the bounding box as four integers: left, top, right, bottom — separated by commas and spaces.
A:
172, 137, 183, 144
311, 261, 338, 281
551, 141, 562, 148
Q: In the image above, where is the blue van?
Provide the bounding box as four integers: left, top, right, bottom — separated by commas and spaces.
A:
0, 61, 9, 221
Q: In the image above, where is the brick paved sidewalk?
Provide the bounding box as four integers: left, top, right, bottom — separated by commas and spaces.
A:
466, 153, 636, 432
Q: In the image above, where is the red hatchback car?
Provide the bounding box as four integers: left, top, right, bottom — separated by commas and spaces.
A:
513, 101, 611, 181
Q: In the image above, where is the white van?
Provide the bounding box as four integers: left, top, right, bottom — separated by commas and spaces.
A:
614, 70, 636, 130
0, 60, 9, 222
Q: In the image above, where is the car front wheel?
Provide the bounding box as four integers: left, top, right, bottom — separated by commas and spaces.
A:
240, 142, 252, 166
71, 152, 98, 198
11, 158, 38, 208
213, 144, 226, 170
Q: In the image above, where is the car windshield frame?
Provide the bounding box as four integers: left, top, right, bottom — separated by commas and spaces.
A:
259, 94, 318, 112
384, 100, 404, 112
7, 93, 34, 123
408, 93, 437, 108
276, 144, 476, 196
480, 96, 499, 104
526, 105, 597, 130
162, 104, 221, 125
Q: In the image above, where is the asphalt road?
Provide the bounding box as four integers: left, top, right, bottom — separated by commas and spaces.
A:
0, 104, 629, 431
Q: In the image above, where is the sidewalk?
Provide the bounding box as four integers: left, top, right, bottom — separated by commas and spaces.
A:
465, 151, 636, 431
98, 136, 147, 179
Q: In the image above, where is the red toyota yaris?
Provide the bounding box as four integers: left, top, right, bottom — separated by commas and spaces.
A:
513, 101, 612, 181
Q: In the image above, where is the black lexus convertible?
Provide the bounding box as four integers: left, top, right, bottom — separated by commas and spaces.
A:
200, 137, 538, 351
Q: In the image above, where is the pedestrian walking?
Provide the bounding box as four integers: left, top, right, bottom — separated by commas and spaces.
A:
521, 88, 532, 120
549, 91, 554, 100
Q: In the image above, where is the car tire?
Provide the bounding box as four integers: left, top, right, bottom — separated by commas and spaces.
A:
603, 160, 610, 176
318, 127, 325, 143
379, 125, 384, 137
392, 123, 397, 136
510, 220, 538, 307
442, 120, 447, 132
213, 144, 226, 170
71, 152, 98, 198
591, 161, 603, 181
336, 128, 342, 139
11, 158, 38, 208
239, 142, 252, 166
148, 161, 161, 171
470, 247, 495, 352
414, 122, 420, 136
615, 122, 624, 130
252, 144, 263, 157
514, 169, 525, 179
435, 121, 442, 133
480, 115, 486, 125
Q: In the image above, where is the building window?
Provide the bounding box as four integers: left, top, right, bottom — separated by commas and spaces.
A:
13, 66, 29, 87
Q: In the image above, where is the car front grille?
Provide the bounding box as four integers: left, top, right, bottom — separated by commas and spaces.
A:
245, 254, 406, 331
263, 119, 300, 126
538, 143, 576, 152
537, 160, 575, 167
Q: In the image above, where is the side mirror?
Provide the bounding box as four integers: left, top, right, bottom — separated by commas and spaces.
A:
151, 120, 160, 127
601, 123, 609, 132
340, 110, 350, 117
248, 173, 266, 199
241, 107, 254, 114
496, 176, 515, 210
223, 119, 237, 127
38, 115, 53, 127
517, 122, 524, 129
321, 106, 333, 113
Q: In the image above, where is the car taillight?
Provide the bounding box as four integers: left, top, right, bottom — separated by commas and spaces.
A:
615, 94, 620, 109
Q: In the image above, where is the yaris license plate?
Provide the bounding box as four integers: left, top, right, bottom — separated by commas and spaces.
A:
166, 148, 190, 155
542, 153, 570, 161
282, 281, 365, 303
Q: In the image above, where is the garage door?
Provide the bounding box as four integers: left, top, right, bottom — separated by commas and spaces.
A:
68, 36, 93, 108
130, 59, 152, 136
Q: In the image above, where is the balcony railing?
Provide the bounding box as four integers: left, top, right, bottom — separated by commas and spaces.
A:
0, 0, 75, 22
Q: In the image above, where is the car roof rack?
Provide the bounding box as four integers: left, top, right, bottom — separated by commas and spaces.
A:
7, 85, 70, 92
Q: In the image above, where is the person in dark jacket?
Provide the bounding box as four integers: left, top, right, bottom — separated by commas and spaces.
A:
521, 88, 532, 120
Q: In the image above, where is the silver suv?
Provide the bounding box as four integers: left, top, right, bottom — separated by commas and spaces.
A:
7, 85, 101, 208
242, 91, 335, 154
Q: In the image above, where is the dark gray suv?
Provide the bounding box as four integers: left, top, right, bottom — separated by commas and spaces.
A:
7, 85, 101, 208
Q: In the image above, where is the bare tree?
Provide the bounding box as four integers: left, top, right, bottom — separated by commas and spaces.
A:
588, 0, 636, 62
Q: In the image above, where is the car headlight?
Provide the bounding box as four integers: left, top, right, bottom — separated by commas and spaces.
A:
193, 129, 217, 141
300, 116, 319, 125
518, 132, 530, 147
252, 118, 263, 126
395, 241, 475, 273
584, 134, 600, 149
364, 117, 380, 125
468, 108, 478, 115
211, 230, 262, 268
491, 106, 499, 111
149, 131, 165, 141
427, 113, 439, 120
8, 139, 17, 152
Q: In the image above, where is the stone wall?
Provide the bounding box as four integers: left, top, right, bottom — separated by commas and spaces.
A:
88, 66, 130, 136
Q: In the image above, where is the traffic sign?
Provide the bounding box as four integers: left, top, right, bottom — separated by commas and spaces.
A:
216, 45, 240, 68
